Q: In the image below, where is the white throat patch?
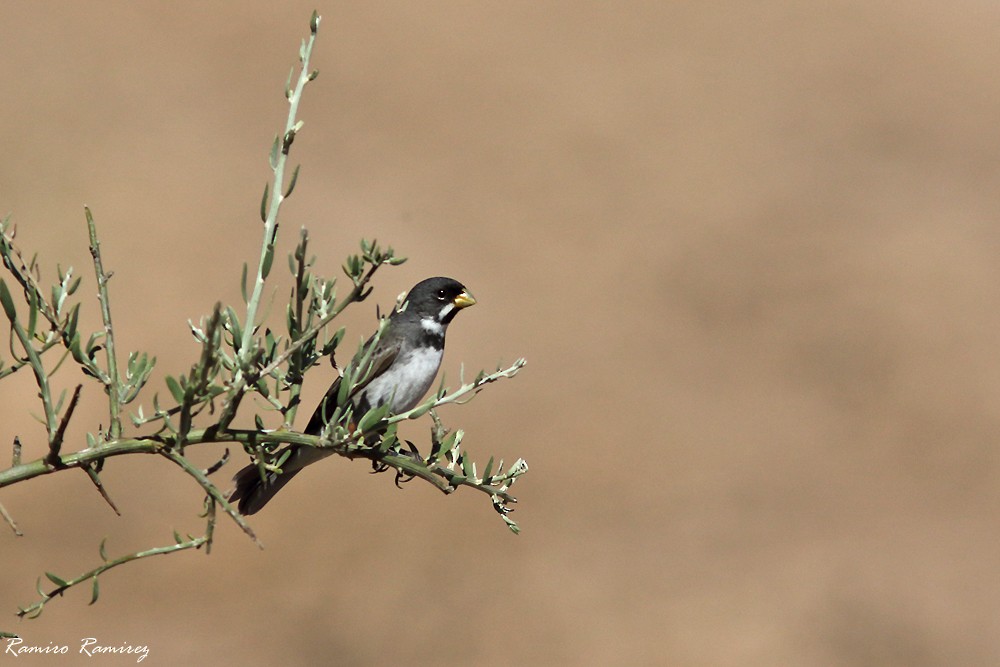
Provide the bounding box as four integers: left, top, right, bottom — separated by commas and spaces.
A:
421, 317, 444, 335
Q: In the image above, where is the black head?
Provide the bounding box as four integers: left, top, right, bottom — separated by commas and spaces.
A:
397, 277, 476, 325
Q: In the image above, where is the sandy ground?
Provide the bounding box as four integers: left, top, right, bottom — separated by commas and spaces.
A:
2, 2, 1000, 665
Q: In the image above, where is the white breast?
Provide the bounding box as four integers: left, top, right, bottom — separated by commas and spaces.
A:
360, 346, 444, 413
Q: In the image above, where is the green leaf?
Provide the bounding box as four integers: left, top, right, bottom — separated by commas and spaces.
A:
260, 182, 270, 222
406, 401, 434, 420
128, 357, 155, 401
482, 456, 494, 481
88, 576, 100, 605
285, 66, 295, 100
165, 376, 184, 404
53, 388, 67, 415
65, 303, 81, 341
322, 327, 345, 356
240, 262, 249, 303
27, 291, 38, 338
507, 459, 528, 478
442, 431, 458, 449
265, 329, 278, 357
285, 164, 301, 198
377, 429, 397, 454
336, 369, 352, 406
357, 402, 391, 434
225, 306, 243, 348
255, 377, 270, 398
275, 447, 293, 469
99, 537, 108, 562
45, 572, 68, 588
127, 350, 141, 376
85, 331, 104, 358
269, 134, 281, 170
0, 279, 16, 322
261, 242, 275, 280
173, 529, 183, 545
430, 431, 457, 463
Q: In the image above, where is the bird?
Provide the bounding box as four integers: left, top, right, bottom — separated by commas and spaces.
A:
229, 276, 476, 515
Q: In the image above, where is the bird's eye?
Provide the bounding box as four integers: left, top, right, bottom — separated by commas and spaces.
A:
436, 289, 447, 300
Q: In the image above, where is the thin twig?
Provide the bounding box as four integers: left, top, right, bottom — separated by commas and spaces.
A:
83, 464, 121, 516
158, 447, 261, 549
256, 262, 381, 381
47, 384, 82, 467
85, 207, 123, 440
376, 451, 519, 503
0, 222, 60, 326
0, 338, 60, 380
388, 358, 527, 426
281, 229, 311, 429
16, 533, 209, 619
0, 501, 22, 536
202, 448, 230, 476
237, 13, 319, 371
0, 437, 161, 488
178, 305, 223, 445
202, 495, 217, 555
2, 290, 59, 441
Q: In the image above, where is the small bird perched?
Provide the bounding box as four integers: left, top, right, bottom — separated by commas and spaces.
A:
229, 276, 476, 515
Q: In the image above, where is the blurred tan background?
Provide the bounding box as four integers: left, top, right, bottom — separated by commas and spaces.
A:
2, 2, 1000, 665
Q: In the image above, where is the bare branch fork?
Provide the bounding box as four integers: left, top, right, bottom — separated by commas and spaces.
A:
0, 11, 527, 631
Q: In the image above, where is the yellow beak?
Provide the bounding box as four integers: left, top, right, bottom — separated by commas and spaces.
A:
453, 290, 477, 309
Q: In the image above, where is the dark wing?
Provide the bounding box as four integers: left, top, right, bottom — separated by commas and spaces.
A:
304, 328, 401, 434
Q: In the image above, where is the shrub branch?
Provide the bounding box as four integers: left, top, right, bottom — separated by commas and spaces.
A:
0, 10, 527, 631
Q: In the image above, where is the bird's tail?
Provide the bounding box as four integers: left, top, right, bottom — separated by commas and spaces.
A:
229, 445, 331, 515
